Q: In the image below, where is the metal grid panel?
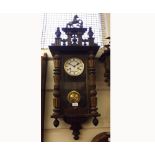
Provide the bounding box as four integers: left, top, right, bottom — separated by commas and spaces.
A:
41, 13, 103, 49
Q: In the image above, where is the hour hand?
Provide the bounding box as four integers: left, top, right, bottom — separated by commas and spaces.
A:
74, 62, 80, 67
76, 62, 80, 66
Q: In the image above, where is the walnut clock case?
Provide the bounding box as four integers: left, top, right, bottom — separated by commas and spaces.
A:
49, 15, 100, 140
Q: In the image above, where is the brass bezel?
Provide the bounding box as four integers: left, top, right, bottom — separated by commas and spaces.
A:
67, 90, 81, 103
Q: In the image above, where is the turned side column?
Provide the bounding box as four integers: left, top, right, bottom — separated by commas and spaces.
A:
88, 51, 99, 125
52, 54, 61, 127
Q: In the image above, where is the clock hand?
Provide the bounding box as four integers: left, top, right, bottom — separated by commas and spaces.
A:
73, 62, 80, 67
69, 63, 74, 67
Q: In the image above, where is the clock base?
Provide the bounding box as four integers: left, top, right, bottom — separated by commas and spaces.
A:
51, 113, 100, 140
64, 116, 87, 140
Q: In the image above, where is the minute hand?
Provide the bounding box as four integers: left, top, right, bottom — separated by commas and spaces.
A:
68, 62, 74, 67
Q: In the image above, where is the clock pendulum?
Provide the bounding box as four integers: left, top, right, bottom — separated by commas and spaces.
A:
49, 15, 100, 140
67, 90, 81, 104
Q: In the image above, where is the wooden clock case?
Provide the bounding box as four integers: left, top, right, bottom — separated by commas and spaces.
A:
49, 16, 100, 140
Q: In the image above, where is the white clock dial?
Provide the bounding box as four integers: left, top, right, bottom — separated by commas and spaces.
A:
64, 58, 84, 76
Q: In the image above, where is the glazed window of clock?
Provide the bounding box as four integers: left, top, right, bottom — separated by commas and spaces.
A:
64, 58, 84, 76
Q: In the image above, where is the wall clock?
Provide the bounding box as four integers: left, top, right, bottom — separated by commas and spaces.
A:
49, 15, 100, 140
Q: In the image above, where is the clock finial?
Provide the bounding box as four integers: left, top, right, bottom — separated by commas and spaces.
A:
55, 27, 61, 38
